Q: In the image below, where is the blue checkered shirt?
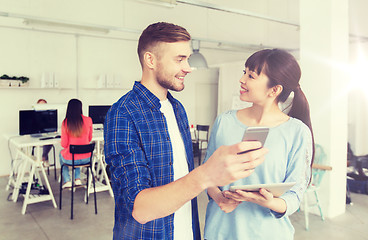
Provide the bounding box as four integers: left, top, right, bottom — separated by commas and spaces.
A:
104, 81, 201, 240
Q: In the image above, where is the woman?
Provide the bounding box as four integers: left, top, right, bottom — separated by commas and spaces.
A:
203, 49, 314, 240
60, 99, 93, 188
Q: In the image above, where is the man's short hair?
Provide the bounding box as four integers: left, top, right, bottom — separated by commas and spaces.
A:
137, 22, 191, 66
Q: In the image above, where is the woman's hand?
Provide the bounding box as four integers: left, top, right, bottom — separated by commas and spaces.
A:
222, 188, 275, 209
223, 189, 287, 213
207, 187, 241, 213
214, 191, 241, 213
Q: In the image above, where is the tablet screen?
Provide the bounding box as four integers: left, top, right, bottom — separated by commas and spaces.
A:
229, 182, 296, 197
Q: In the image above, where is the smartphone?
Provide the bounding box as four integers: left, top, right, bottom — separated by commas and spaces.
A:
238, 127, 269, 154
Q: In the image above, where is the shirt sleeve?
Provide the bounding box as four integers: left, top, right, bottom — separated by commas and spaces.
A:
104, 108, 152, 214
87, 117, 93, 142
271, 124, 313, 218
60, 122, 69, 149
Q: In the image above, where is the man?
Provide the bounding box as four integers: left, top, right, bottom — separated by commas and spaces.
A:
104, 22, 267, 240
36, 99, 53, 167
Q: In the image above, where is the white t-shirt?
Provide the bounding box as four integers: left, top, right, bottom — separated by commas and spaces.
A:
160, 99, 193, 240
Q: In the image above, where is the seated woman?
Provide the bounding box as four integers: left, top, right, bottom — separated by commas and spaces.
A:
60, 99, 93, 188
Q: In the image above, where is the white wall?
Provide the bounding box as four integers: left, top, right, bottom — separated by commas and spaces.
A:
216, 59, 253, 114
300, 0, 349, 218
172, 68, 219, 126
0, 0, 302, 176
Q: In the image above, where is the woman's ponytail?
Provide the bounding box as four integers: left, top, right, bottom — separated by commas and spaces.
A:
288, 87, 312, 130
289, 87, 315, 167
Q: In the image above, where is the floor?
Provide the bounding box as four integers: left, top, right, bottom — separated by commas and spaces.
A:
1, 170, 368, 240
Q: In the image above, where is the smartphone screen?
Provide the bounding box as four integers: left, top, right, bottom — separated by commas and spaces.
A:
242, 127, 269, 146
238, 127, 269, 154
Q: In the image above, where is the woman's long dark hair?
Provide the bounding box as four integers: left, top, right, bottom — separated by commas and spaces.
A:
245, 49, 315, 165
63, 99, 83, 137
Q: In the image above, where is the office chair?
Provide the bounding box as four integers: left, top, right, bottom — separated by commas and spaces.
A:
196, 125, 209, 150
194, 125, 210, 165
347, 142, 368, 180
192, 141, 201, 166
59, 143, 97, 220
303, 144, 329, 230
346, 143, 368, 200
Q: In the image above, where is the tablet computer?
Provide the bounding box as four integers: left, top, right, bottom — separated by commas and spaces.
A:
229, 182, 296, 197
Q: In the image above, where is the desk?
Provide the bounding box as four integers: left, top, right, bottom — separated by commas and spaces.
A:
312, 163, 333, 171
5, 131, 113, 214
87, 130, 114, 198
6, 135, 59, 214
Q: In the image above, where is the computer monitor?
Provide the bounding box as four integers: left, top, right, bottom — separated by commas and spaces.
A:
19, 109, 58, 136
33, 103, 67, 130
88, 105, 111, 125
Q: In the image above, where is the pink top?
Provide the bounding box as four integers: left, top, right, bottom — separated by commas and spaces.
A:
61, 115, 93, 160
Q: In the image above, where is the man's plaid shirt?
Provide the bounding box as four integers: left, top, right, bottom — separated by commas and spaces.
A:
104, 81, 201, 240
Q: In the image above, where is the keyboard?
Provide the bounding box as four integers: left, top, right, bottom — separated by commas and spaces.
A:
39, 135, 61, 140
39, 137, 53, 140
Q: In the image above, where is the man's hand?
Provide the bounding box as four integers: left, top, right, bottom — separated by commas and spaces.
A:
200, 141, 268, 188
132, 141, 268, 224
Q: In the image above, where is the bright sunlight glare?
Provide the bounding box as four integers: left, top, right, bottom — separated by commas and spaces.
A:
349, 52, 368, 94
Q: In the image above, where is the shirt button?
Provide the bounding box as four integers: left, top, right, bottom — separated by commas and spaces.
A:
169, 162, 173, 165
167, 137, 170, 140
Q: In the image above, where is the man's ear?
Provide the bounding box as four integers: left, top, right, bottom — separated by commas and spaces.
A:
143, 51, 155, 69
270, 85, 283, 98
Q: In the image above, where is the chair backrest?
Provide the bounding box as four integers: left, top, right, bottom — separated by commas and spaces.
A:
196, 124, 209, 141
192, 141, 200, 156
70, 143, 95, 161
347, 142, 359, 168
311, 144, 328, 187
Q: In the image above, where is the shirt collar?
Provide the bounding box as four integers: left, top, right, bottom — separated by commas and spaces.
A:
133, 81, 177, 110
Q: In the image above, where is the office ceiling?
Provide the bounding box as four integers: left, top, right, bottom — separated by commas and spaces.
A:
1, 0, 367, 66
133, 0, 368, 65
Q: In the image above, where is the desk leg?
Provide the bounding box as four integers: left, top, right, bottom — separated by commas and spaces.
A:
38, 162, 57, 209
35, 146, 57, 209
6, 151, 20, 191
35, 168, 43, 186
95, 140, 113, 197
100, 155, 113, 197
86, 141, 113, 198
12, 157, 29, 202
21, 147, 58, 214
97, 141, 111, 196
22, 162, 36, 215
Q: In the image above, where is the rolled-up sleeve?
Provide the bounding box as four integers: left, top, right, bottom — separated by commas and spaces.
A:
104, 107, 151, 214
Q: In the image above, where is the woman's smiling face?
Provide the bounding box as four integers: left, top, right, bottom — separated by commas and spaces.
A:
239, 67, 272, 105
